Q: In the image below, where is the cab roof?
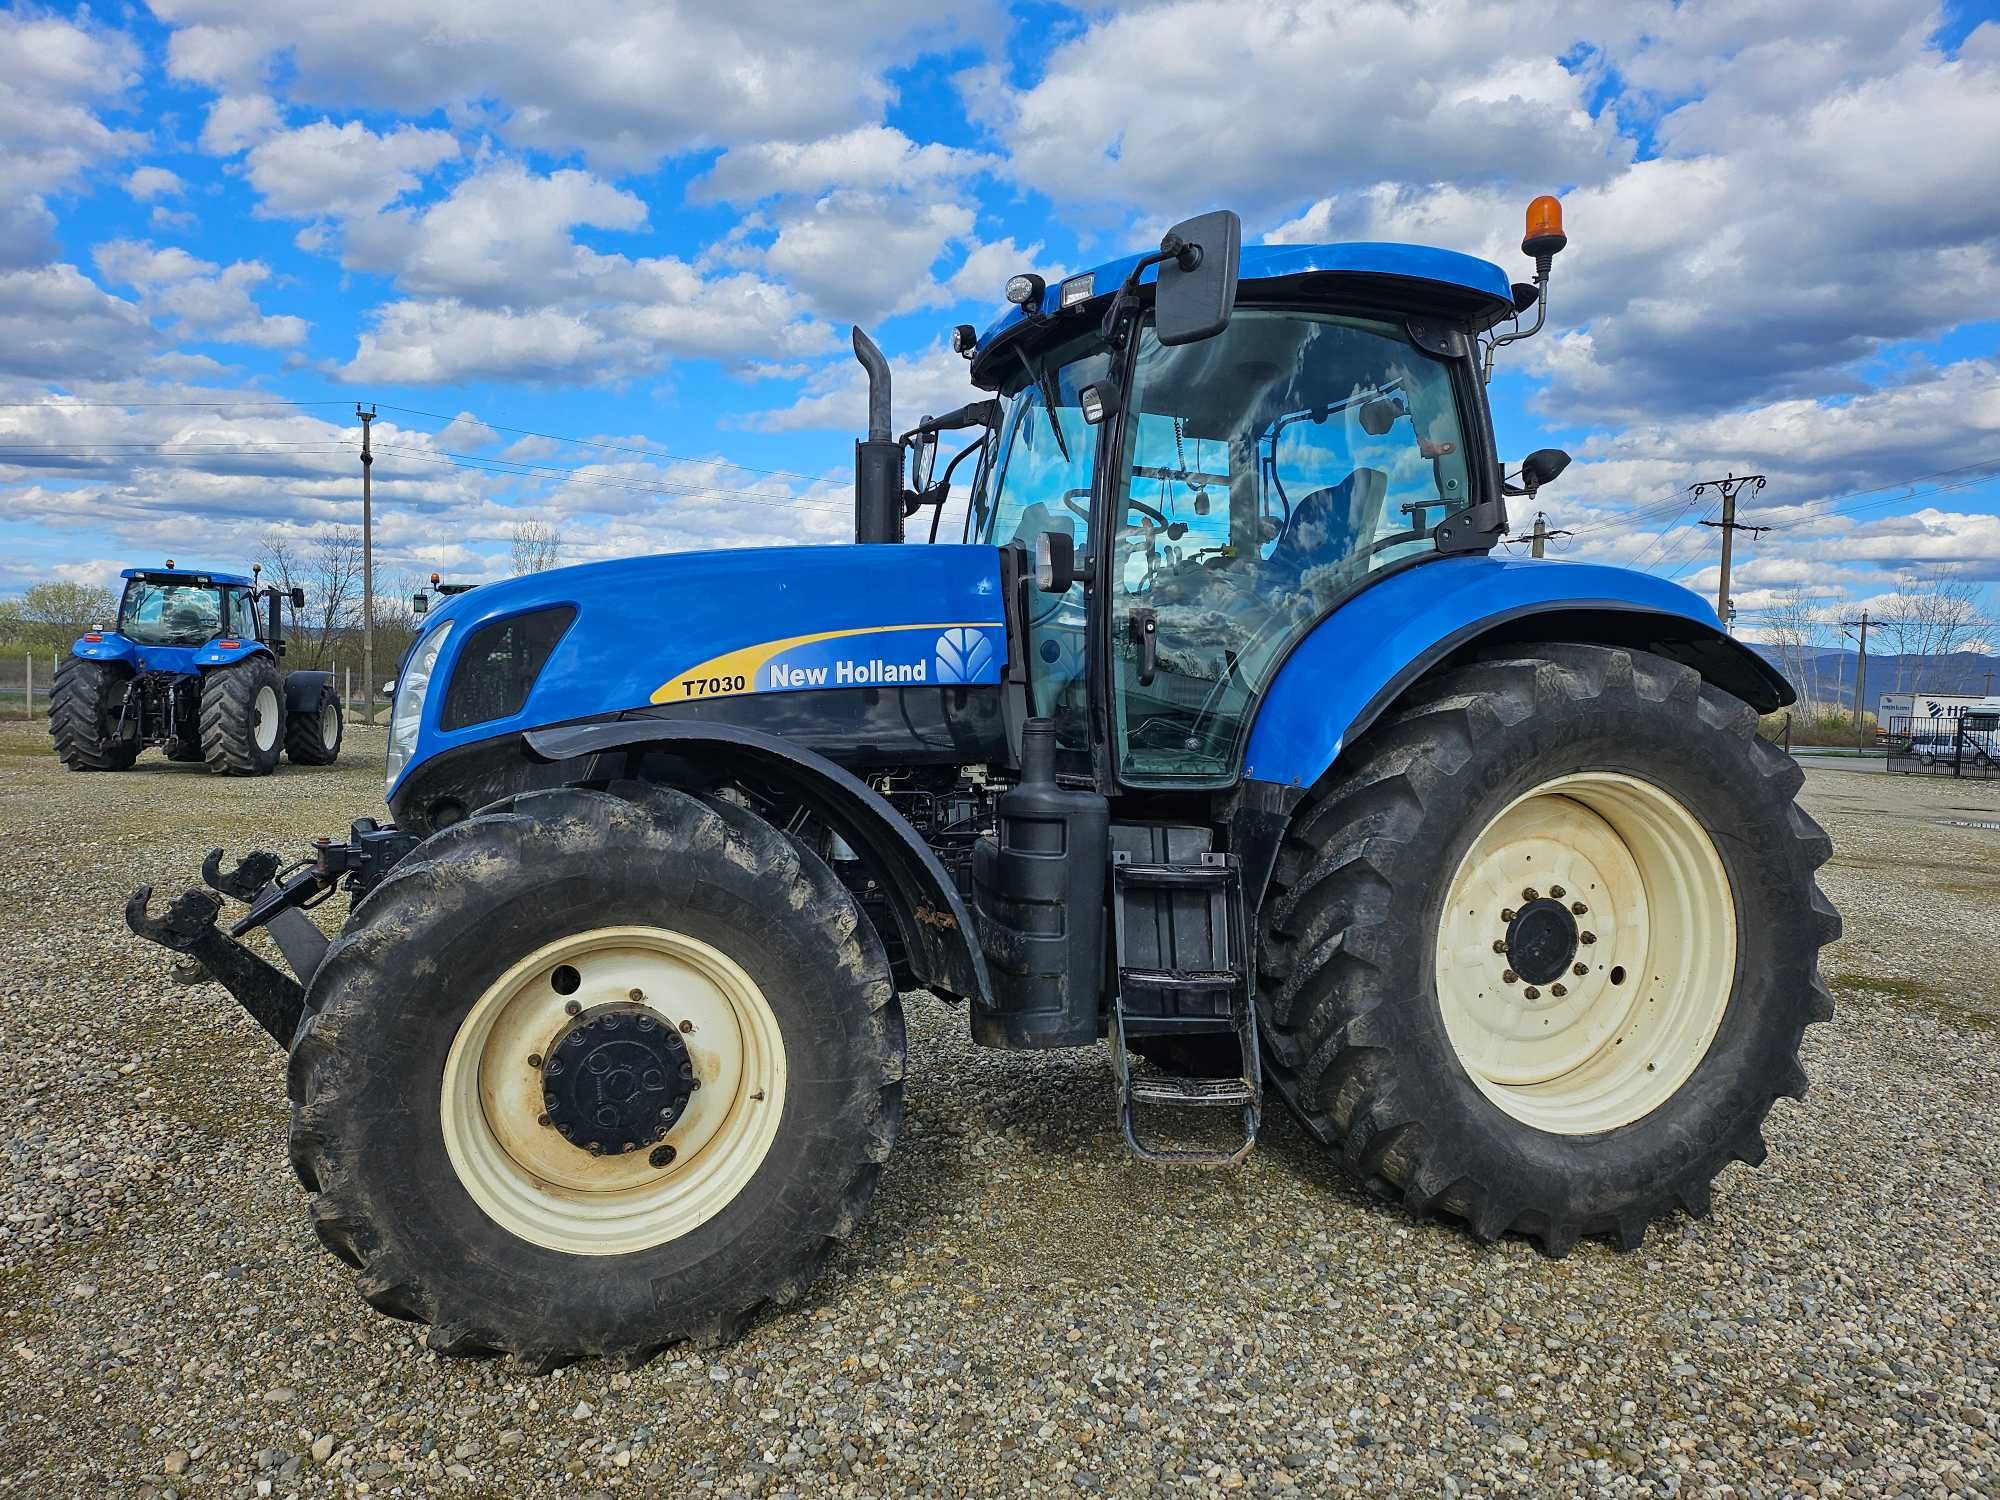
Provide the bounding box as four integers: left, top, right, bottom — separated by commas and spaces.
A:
120, 566, 255, 587
971, 240, 1516, 382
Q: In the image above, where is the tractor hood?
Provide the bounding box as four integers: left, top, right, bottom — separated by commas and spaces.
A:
394, 543, 1008, 797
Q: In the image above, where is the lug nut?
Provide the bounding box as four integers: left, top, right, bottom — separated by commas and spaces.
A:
1491, 940, 1508, 954
1550, 885, 1565, 899
1571, 901, 1588, 916
1522, 887, 1539, 902
1502, 969, 1519, 984
1551, 983, 1567, 998
1524, 986, 1540, 999
1501, 908, 1517, 923
1573, 962, 1588, 977
628, 987, 645, 1002
587, 1141, 603, 1156
537, 1113, 552, 1128
1580, 931, 1597, 945
679, 1018, 694, 1034
527, 1052, 543, 1068
565, 999, 582, 1016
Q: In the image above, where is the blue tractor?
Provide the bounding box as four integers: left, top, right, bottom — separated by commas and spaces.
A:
53, 564, 343, 775
126, 199, 1836, 1367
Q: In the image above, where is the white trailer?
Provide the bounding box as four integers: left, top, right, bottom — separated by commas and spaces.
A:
1879, 691, 2000, 729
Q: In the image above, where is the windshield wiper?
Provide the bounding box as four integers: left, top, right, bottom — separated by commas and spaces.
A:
1014, 348, 1070, 465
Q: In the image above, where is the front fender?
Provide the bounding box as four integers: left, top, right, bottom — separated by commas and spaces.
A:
1242, 555, 1790, 791
523, 719, 993, 1007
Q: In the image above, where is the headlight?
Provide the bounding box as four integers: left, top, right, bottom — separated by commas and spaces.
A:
385, 619, 453, 793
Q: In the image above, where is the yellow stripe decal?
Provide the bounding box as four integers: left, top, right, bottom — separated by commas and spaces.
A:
651, 622, 996, 704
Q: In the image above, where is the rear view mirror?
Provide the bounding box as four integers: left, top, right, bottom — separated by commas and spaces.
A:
1154, 210, 1241, 347
412, 591, 429, 616
289, 586, 306, 608
1035, 531, 1078, 594
1521, 448, 1571, 491
909, 428, 939, 493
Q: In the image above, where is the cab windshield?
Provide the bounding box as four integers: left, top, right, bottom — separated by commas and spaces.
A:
118, 581, 224, 646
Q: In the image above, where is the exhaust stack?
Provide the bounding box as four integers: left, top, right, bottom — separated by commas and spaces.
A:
851, 327, 904, 544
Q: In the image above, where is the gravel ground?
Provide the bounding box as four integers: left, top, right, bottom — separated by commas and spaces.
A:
0, 719, 1993, 1498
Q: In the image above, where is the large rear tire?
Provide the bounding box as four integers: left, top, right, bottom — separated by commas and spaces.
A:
48, 657, 138, 771
1258, 644, 1837, 1255
287, 781, 904, 1367
284, 681, 343, 765
200, 656, 283, 775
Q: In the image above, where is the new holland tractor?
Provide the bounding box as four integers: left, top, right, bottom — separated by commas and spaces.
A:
52, 563, 344, 774
124, 198, 1837, 1368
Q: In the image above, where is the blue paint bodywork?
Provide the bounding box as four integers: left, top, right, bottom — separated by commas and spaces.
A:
394, 544, 1008, 798
1241, 555, 1734, 788
976, 241, 1516, 354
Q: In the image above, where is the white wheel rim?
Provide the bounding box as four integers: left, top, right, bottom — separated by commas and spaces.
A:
253, 685, 280, 752
1434, 772, 1736, 1135
320, 701, 339, 751
440, 925, 786, 1255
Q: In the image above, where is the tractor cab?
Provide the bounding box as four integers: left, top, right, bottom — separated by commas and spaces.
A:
116, 568, 250, 648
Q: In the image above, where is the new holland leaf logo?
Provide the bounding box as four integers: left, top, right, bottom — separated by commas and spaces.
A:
934, 628, 994, 684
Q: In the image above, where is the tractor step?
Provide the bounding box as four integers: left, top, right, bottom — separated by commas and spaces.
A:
1107, 827, 1260, 1168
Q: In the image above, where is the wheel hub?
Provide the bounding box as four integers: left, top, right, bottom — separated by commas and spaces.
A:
540, 1002, 694, 1154
1505, 896, 1579, 985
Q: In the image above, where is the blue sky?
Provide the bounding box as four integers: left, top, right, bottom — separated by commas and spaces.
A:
3, 0, 1999, 649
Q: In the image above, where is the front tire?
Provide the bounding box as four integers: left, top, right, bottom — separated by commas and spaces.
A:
284, 682, 343, 765
201, 657, 284, 775
48, 658, 138, 771
287, 781, 904, 1366
1259, 644, 1838, 1255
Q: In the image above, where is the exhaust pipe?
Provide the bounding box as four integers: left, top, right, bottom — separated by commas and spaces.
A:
852, 327, 903, 544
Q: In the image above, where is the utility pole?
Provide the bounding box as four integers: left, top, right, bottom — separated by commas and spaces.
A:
1692, 471, 1768, 634
1842, 611, 1870, 731
1502, 511, 1571, 557
358, 403, 377, 726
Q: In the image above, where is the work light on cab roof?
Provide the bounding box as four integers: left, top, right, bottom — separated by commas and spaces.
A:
120, 188, 1837, 1376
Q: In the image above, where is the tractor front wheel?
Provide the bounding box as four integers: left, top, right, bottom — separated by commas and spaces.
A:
1259, 643, 1838, 1255
48, 657, 138, 771
287, 781, 904, 1366
284, 680, 343, 765
200, 657, 284, 775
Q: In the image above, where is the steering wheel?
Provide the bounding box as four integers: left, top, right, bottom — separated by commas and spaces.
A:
1061, 488, 1091, 522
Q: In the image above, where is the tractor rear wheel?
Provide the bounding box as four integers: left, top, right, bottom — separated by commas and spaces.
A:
284, 681, 343, 765
48, 657, 138, 771
287, 781, 904, 1367
1258, 643, 1838, 1256
200, 657, 283, 775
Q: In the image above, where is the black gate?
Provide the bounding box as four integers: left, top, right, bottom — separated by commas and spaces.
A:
1885, 711, 2000, 779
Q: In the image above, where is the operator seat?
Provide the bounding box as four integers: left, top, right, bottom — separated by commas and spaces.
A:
1265, 468, 1388, 580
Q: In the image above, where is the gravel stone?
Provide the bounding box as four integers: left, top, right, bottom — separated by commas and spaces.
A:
0, 725, 1994, 1496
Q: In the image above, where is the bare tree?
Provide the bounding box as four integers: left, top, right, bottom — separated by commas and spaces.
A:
1762, 585, 1823, 714
259, 527, 364, 670
510, 520, 564, 575
1878, 565, 1991, 693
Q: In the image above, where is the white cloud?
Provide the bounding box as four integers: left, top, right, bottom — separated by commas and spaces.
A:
751, 191, 975, 325
125, 167, 185, 202
244, 118, 460, 219
198, 92, 281, 155
694, 127, 992, 204
0, 264, 153, 380
747, 340, 979, 434
92, 239, 309, 349
0, 12, 143, 265
151, 0, 994, 170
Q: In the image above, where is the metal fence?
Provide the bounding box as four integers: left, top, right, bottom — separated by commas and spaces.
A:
0, 653, 377, 724
1884, 712, 2000, 779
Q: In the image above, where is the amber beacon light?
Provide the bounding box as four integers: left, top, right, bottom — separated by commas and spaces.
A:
1522, 195, 1567, 260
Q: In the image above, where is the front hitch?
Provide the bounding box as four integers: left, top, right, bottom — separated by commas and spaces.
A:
126, 821, 423, 1050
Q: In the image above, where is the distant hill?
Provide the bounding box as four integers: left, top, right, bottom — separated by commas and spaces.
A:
1748, 646, 2000, 710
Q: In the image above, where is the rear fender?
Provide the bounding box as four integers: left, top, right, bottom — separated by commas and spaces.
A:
523, 720, 993, 1006
283, 670, 333, 713
70, 634, 139, 667
192, 639, 274, 670
1242, 555, 1791, 793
